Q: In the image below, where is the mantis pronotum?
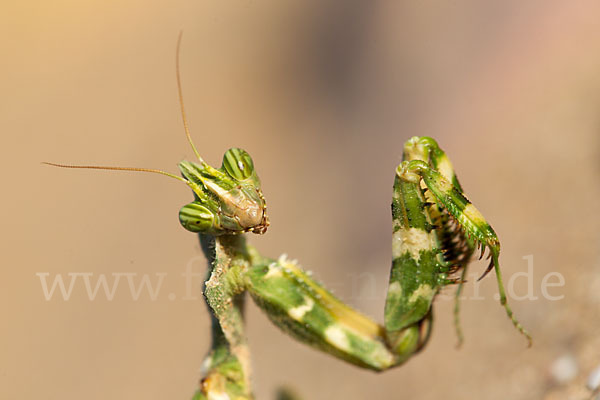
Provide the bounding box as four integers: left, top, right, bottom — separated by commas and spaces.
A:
46, 35, 531, 400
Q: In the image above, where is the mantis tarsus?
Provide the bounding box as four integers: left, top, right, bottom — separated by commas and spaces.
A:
46, 35, 531, 400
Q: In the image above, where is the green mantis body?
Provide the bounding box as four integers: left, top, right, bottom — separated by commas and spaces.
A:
46, 39, 531, 400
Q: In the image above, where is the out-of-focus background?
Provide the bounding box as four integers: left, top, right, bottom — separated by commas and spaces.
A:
2, 1, 600, 399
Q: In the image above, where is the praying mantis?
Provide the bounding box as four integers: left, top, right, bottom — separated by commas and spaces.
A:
46, 36, 531, 400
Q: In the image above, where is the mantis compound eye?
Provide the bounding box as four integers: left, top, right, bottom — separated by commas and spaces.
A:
179, 202, 215, 233
222, 148, 255, 181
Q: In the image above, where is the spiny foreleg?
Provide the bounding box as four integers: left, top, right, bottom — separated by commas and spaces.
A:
402, 136, 476, 346
397, 157, 532, 346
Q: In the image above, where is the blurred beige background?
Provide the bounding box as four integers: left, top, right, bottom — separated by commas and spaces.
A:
2, 1, 600, 399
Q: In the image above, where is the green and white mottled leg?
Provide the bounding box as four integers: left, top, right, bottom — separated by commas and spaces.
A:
384, 162, 445, 358
245, 254, 402, 370
397, 137, 532, 346
402, 136, 476, 347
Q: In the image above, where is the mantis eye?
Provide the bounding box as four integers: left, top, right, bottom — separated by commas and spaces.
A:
179, 202, 215, 233
222, 148, 255, 180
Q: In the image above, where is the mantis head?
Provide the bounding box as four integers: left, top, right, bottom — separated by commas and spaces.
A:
44, 147, 269, 236
178, 148, 269, 235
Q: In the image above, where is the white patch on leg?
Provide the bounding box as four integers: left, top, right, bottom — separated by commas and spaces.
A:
387, 281, 402, 297
392, 228, 436, 260
264, 263, 283, 279
288, 296, 314, 320
325, 326, 350, 352
207, 391, 231, 400
408, 284, 434, 303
